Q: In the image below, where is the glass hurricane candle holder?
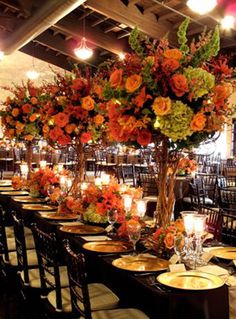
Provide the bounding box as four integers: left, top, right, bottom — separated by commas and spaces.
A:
122, 194, 132, 215
193, 214, 207, 268
181, 211, 197, 262
136, 199, 146, 218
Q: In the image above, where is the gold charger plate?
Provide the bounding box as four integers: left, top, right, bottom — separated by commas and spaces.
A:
83, 241, 133, 253
12, 196, 46, 203
210, 247, 236, 260
157, 271, 224, 290
39, 212, 78, 220
60, 225, 105, 235
22, 204, 57, 211
0, 187, 14, 191
0, 190, 28, 196
112, 255, 169, 272
0, 180, 11, 186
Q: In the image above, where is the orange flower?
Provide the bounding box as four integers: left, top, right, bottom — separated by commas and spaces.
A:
170, 74, 188, 97
54, 112, 69, 128
58, 134, 71, 146
6, 128, 15, 138
109, 69, 123, 88
29, 113, 37, 122
80, 132, 93, 143
43, 124, 50, 134
15, 121, 25, 132
12, 108, 20, 117
125, 74, 142, 93
49, 126, 63, 141
24, 134, 34, 141
93, 84, 104, 99
133, 87, 152, 108
22, 103, 32, 114
137, 129, 152, 146
190, 113, 206, 131
65, 123, 76, 134
30, 97, 38, 105
163, 49, 183, 60
164, 232, 174, 249
81, 96, 95, 111
213, 84, 231, 107
162, 58, 180, 73
152, 97, 171, 116
94, 114, 104, 126
174, 219, 185, 233
5, 115, 14, 124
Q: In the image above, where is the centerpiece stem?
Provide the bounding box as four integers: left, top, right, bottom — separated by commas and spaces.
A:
70, 140, 85, 196
26, 141, 32, 180
156, 137, 179, 227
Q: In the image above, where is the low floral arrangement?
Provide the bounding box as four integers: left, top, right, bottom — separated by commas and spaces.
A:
177, 157, 197, 175
0, 81, 45, 141
28, 167, 59, 197
57, 196, 81, 215
145, 219, 185, 257
79, 179, 142, 223
12, 175, 26, 190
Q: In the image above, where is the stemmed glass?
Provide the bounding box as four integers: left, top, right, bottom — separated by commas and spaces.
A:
107, 209, 118, 236
174, 234, 185, 263
127, 221, 142, 256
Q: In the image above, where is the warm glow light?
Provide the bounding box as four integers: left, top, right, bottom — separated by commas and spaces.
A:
221, 15, 235, 30
74, 37, 93, 60
26, 69, 39, 80
187, 0, 217, 15
0, 51, 4, 61
118, 52, 125, 60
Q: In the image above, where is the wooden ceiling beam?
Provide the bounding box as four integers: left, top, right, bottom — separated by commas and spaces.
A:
20, 42, 73, 71
85, 0, 177, 45
91, 16, 108, 27
117, 31, 130, 39
77, 8, 93, 21
104, 25, 118, 33
34, 30, 102, 68
54, 13, 129, 55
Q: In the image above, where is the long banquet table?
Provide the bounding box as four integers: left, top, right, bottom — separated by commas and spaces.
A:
0, 191, 233, 319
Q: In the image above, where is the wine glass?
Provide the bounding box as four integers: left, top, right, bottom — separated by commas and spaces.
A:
107, 209, 118, 236
126, 221, 142, 256
174, 234, 185, 263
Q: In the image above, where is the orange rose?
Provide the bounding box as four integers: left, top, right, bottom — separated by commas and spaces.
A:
6, 128, 15, 138
30, 97, 38, 105
162, 58, 180, 73
49, 126, 63, 141
80, 132, 93, 143
58, 134, 71, 146
174, 219, 185, 233
94, 114, 104, 126
137, 129, 152, 146
190, 113, 206, 131
65, 123, 76, 134
22, 103, 32, 114
109, 69, 123, 88
24, 134, 34, 141
125, 74, 142, 93
81, 96, 95, 111
164, 232, 174, 249
12, 108, 20, 117
43, 124, 50, 134
15, 121, 25, 132
54, 112, 69, 128
164, 49, 183, 60
152, 97, 172, 116
93, 84, 104, 99
170, 74, 188, 97
29, 113, 37, 122
5, 115, 14, 124
213, 84, 231, 107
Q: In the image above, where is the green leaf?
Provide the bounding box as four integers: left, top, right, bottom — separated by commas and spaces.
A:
177, 18, 190, 55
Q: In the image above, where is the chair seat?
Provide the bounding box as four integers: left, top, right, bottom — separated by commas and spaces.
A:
3, 249, 38, 266
20, 266, 69, 288
91, 308, 149, 319
7, 234, 35, 251
47, 283, 119, 313
182, 197, 213, 205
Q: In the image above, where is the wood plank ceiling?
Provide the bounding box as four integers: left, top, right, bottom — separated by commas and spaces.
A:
0, 0, 235, 71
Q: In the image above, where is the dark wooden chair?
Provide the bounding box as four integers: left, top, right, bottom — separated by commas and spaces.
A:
221, 211, 236, 245
199, 206, 222, 241
63, 240, 149, 319
195, 173, 218, 204
218, 187, 236, 211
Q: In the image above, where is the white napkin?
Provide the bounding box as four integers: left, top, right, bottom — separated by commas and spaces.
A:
196, 265, 229, 276
81, 236, 111, 241
203, 246, 226, 253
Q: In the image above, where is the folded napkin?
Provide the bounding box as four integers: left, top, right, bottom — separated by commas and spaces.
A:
196, 265, 229, 276
203, 246, 225, 253
81, 236, 111, 241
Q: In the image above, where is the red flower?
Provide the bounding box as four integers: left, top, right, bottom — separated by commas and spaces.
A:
58, 134, 71, 146
22, 103, 32, 114
54, 112, 69, 128
170, 74, 188, 97
80, 132, 93, 143
162, 58, 180, 73
49, 126, 63, 141
137, 129, 152, 146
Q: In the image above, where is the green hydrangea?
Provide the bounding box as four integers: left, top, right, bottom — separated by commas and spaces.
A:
154, 101, 193, 141
83, 204, 107, 223
184, 67, 215, 100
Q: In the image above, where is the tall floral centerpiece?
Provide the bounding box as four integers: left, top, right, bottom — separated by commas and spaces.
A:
41, 69, 106, 195
99, 18, 234, 226
0, 81, 45, 177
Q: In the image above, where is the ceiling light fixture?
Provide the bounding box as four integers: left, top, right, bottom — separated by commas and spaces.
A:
221, 15, 235, 30
0, 51, 4, 61
74, 37, 93, 60
187, 0, 217, 15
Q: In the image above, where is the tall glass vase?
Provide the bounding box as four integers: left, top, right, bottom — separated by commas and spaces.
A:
70, 140, 85, 197
155, 137, 180, 227
26, 141, 33, 180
